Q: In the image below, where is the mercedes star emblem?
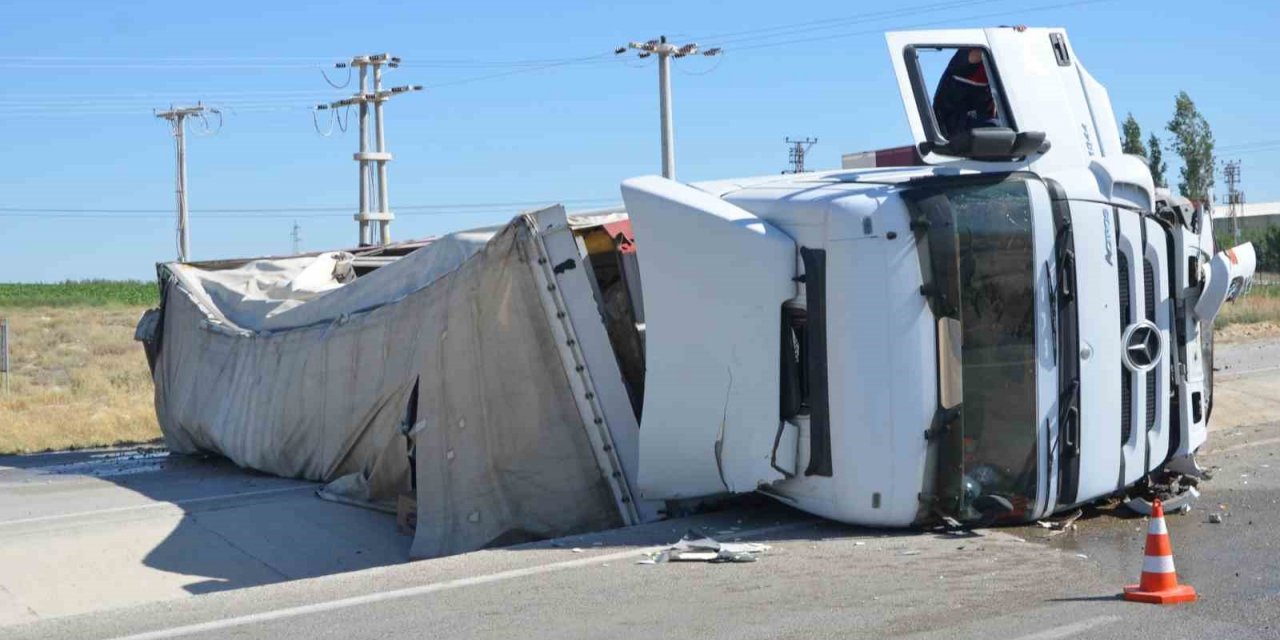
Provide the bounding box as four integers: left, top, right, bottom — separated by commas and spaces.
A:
1121, 320, 1163, 373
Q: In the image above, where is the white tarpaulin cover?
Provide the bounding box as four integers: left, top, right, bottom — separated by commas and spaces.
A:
139, 214, 623, 558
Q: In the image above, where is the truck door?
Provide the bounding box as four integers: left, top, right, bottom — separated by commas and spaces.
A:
885, 27, 1116, 171
621, 176, 797, 499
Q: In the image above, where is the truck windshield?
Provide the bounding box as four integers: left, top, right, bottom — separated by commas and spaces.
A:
952, 181, 1038, 521
908, 177, 1039, 523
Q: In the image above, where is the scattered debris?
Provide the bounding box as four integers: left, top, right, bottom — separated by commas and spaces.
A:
900, 550, 922, 556
854, 541, 867, 546
1209, 514, 1224, 524
1035, 508, 1082, 532
1075, 553, 1089, 559
635, 530, 771, 565
571, 547, 585, 553
1044, 509, 1084, 537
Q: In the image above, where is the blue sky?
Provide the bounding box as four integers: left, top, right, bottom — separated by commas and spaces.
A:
1, 0, 1275, 281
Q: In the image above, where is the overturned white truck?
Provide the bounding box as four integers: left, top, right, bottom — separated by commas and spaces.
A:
138, 27, 1255, 556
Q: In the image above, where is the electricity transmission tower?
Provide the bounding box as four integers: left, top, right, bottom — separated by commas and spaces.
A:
616, 37, 722, 180
318, 54, 422, 247
291, 221, 302, 254
784, 137, 818, 174
155, 103, 218, 262
1223, 159, 1243, 242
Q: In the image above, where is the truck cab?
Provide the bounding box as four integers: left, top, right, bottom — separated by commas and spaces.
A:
622, 26, 1256, 526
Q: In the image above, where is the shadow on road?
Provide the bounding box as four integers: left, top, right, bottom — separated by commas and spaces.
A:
0, 446, 412, 613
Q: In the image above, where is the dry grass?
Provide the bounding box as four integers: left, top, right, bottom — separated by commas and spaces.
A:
0, 306, 160, 454
1215, 278, 1280, 339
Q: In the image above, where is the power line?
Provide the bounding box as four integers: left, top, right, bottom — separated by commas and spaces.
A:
419, 52, 618, 89
691, 0, 1008, 47
0, 0, 1121, 128
0, 54, 624, 68
725, 0, 1111, 52
1, 0, 1104, 121
0, 197, 617, 214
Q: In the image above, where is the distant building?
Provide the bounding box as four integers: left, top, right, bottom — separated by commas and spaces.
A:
1212, 201, 1280, 236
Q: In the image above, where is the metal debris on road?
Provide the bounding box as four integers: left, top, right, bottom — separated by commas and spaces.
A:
1043, 509, 1084, 537
1209, 513, 1224, 524
635, 530, 771, 565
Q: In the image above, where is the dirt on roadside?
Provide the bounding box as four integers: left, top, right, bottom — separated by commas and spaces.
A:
1217, 321, 1280, 344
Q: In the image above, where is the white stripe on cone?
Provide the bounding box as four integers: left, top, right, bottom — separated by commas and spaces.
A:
1148, 518, 1168, 535
1143, 554, 1177, 574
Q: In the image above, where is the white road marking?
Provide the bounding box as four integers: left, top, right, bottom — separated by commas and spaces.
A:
1010, 615, 1120, 640
0, 485, 313, 528
107, 520, 817, 640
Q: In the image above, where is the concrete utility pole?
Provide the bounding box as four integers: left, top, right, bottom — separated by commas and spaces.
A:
784, 137, 818, 174
1223, 159, 1243, 242
154, 103, 215, 262
318, 54, 422, 247
291, 221, 302, 255
616, 37, 722, 180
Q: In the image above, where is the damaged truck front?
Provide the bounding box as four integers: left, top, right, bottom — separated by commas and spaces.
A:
626, 26, 1255, 526
138, 27, 1257, 556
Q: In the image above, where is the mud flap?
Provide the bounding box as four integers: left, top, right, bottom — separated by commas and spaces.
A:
621, 176, 797, 499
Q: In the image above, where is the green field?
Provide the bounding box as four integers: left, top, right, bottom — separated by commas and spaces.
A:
0, 280, 159, 308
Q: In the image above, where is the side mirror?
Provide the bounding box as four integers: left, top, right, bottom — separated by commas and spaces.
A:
924, 128, 1049, 161
937, 316, 963, 409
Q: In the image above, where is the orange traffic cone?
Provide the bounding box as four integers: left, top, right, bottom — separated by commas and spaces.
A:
1123, 498, 1197, 604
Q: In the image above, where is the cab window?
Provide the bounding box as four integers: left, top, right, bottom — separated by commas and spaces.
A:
907, 46, 1014, 143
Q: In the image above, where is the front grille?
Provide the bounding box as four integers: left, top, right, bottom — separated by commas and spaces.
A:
1118, 252, 1132, 445
1144, 259, 1157, 434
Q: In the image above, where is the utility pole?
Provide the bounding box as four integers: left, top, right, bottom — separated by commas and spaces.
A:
616, 37, 722, 180
784, 137, 818, 174
155, 103, 215, 262
318, 54, 422, 247
1223, 159, 1243, 242
291, 221, 302, 254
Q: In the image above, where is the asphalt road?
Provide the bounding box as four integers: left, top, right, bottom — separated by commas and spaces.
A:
0, 338, 1276, 640
0, 449, 410, 624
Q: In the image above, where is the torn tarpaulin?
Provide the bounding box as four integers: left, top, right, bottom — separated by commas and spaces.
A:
636, 530, 771, 564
